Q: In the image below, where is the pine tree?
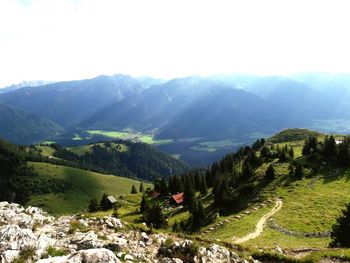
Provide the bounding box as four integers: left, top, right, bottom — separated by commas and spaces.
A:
288, 164, 295, 176
323, 135, 337, 158
260, 146, 270, 160
184, 177, 196, 210
191, 198, 206, 229
154, 178, 168, 196
330, 203, 350, 247
140, 194, 147, 213
279, 150, 287, 162
88, 198, 99, 212
199, 176, 208, 196
242, 162, 253, 180
247, 151, 261, 167
131, 185, 138, 194
338, 138, 350, 165
143, 201, 166, 229
302, 136, 318, 156
265, 164, 275, 180
100, 193, 111, 211
289, 147, 295, 158
213, 177, 232, 208
139, 182, 144, 193
294, 163, 304, 179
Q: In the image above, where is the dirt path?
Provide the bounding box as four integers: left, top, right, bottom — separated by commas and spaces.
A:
233, 199, 283, 244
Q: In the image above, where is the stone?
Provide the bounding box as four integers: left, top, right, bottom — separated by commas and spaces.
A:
139, 241, 146, 247
141, 232, 149, 242
67, 248, 121, 263
114, 237, 127, 247
36, 256, 68, 263
275, 246, 283, 254
70, 231, 102, 250
124, 254, 134, 260
1, 250, 20, 263
36, 233, 53, 258
0, 224, 37, 251
160, 258, 183, 263
37, 248, 121, 263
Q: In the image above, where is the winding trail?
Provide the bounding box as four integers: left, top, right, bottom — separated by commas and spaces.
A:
233, 199, 283, 244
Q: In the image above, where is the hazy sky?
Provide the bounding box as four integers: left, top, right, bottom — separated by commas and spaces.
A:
1, 0, 350, 87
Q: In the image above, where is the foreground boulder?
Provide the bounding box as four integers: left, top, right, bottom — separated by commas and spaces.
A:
37, 248, 121, 263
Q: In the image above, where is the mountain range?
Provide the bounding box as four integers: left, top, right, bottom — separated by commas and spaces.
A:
1, 72, 350, 164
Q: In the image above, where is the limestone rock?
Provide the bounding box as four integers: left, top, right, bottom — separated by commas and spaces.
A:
70, 231, 102, 250
1, 250, 19, 263
0, 224, 37, 251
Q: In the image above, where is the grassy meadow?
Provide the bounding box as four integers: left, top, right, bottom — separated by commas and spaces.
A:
28, 162, 152, 215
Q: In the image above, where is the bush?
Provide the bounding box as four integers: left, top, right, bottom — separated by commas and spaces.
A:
45, 246, 68, 257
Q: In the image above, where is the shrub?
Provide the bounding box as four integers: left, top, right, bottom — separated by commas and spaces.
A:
12, 247, 36, 263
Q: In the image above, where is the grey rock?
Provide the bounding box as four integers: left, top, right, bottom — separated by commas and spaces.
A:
0, 224, 37, 251
1, 250, 19, 263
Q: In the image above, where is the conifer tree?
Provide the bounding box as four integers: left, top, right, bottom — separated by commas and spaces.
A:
289, 146, 294, 158
302, 136, 318, 156
154, 178, 168, 196
338, 138, 350, 165
323, 135, 337, 158
140, 194, 147, 213
139, 182, 144, 193
100, 193, 111, 211
143, 201, 166, 229
288, 164, 295, 176
184, 176, 196, 210
279, 150, 287, 162
330, 203, 350, 247
294, 163, 304, 179
260, 146, 270, 160
265, 164, 275, 180
131, 185, 138, 194
199, 176, 208, 196
191, 198, 206, 229
88, 198, 99, 212
242, 161, 253, 180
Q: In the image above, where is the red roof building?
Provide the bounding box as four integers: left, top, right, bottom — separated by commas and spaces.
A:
171, 192, 184, 204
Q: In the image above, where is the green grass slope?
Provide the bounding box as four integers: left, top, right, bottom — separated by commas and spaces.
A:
269, 128, 320, 143
27, 162, 152, 215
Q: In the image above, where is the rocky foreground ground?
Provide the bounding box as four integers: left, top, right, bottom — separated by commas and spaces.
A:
0, 202, 257, 263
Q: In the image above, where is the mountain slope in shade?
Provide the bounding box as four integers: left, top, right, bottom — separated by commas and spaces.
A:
82, 77, 239, 130
0, 104, 63, 144
83, 76, 287, 138
0, 74, 144, 128
157, 86, 282, 139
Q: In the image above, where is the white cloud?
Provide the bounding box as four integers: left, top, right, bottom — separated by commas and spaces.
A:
0, 0, 350, 86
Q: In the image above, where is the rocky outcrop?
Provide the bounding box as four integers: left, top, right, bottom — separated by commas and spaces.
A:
0, 202, 252, 263
36, 248, 121, 263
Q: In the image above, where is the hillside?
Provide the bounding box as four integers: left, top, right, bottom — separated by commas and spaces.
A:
112, 128, 350, 262
31, 140, 189, 181
268, 128, 321, 143
28, 162, 152, 214
0, 103, 63, 144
